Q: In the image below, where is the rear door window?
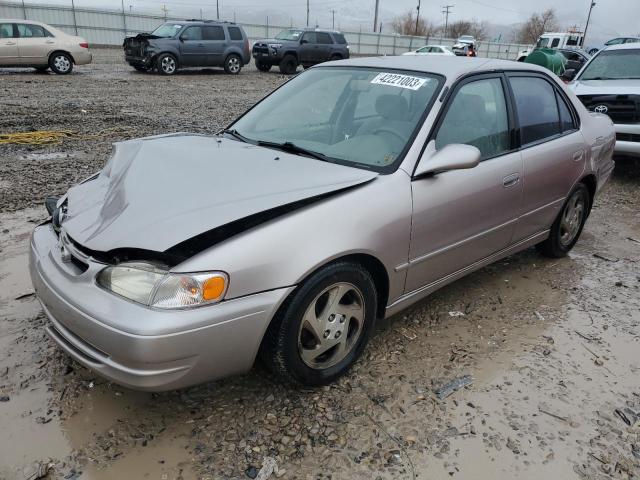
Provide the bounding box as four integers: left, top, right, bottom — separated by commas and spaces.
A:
435, 77, 511, 160
316, 32, 333, 44
17, 23, 48, 38
0, 23, 16, 38
227, 26, 243, 41
509, 76, 561, 145
203, 26, 225, 40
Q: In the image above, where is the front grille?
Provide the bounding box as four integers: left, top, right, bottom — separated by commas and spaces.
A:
578, 94, 640, 124
252, 44, 269, 55
616, 132, 640, 143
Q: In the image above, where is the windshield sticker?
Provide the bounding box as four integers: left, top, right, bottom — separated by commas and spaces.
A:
173, 25, 182, 28
371, 73, 428, 90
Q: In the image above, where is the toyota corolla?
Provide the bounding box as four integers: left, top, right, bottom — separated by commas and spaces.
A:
30, 56, 615, 391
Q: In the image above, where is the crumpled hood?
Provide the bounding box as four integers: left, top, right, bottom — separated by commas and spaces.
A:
570, 79, 640, 96
62, 134, 377, 254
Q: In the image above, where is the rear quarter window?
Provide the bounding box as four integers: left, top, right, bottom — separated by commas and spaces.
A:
227, 26, 243, 41
333, 33, 347, 45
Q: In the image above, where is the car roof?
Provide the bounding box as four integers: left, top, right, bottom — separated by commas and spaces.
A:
325, 55, 549, 79
0, 18, 48, 26
603, 43, 640, 51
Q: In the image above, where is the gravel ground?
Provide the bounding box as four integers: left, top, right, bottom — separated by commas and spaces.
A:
1, 50, 640, 480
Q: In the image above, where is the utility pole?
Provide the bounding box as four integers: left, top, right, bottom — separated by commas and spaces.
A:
332, 10, 335, 29
200, 8, 203, 20
71, 0, 78, 35
121, 0, 127, 37
216, 0, 219, 20
583, 0, 596, 46
373, 0, 379, 33
414, 0, 421, 36
161, 4, 168, 21
21, 0, 26, 19
442, 5, 453, 38
306, 0, 310, 27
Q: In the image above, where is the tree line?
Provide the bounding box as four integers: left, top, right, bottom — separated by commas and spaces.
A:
390, 8, 560, 45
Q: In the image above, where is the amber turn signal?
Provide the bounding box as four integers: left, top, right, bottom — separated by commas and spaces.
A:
203, 275, 226, 301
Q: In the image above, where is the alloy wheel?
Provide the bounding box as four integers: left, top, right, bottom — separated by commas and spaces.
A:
297, 282, 365, 369
227, 56, 240, 73
559, 189, 586, 246
161, 56, 176, 74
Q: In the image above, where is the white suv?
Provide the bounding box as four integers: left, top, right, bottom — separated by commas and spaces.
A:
569, 43, 640, 158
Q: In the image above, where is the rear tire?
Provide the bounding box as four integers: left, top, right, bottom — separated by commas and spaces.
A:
329, 53, 342, 61
278, 54, 298, 75
49, 52, 73, 74
536, 183, 590, 258
260, 262, 377, 386
255, 59, 271, 72
224, 53, 242, 74
156, 53, 177, 75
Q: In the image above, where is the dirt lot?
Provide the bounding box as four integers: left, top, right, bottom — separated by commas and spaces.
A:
1, 49, 640, 480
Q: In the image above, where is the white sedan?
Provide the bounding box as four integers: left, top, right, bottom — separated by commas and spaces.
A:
402, 45, 455, 56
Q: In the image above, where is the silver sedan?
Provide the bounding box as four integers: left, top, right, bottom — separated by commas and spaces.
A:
30, 56, 615, 391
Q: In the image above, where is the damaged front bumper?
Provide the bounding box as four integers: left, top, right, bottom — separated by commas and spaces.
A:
29, 224, 293, 391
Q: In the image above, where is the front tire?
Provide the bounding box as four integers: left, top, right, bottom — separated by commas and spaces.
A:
261, 262, 377, 386
255, 59, 271, 72
157, 53, 177, 75
49, 53, 73, 74
536, 183, 590, 258
278, 54, 298, 74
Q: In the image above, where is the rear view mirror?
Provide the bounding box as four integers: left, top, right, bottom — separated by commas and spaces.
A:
414, 143, 481, 177
562, 69, 576, 82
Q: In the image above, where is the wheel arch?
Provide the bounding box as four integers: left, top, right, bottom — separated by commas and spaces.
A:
282, 50, 298, 61
579, 173, 597, 213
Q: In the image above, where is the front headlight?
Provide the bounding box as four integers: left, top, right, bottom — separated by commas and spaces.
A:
96, 262, 228, 309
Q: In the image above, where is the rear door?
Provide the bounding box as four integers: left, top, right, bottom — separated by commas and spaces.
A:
179, 26, 206, 66
507, 73, 586, 241
202, 25, 226, 66
406, 74, 523, 292
16, 23, 52, 64
0, 23, 19, 65
315, 32, 334, 61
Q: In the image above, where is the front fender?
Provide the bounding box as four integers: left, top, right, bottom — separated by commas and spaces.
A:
173, 171, 413, 306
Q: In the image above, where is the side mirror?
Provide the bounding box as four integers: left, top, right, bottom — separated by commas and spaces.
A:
300, 39, 308, 44
414, 143, 481, 177
179, 36, 185, 42
561, 68, 576, 82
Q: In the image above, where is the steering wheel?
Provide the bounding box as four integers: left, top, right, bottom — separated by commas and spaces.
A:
373, 127, 406, 144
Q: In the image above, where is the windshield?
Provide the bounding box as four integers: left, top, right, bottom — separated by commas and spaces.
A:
230, 67, 442, 172
151, 23, 183, 38
536, 37, 550, 48
580, 49, 640, 80
275, 29, 304, 41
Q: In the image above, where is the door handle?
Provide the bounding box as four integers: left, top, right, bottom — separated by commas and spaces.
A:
46, 40, 55, 44
572, 150, 584, 162
4, 41, 16, 45
502, 173, 520, 188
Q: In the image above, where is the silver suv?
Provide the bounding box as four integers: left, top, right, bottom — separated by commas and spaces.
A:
123, 20, 250, 75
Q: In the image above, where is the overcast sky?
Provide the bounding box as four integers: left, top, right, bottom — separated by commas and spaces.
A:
30, 0, 640, 43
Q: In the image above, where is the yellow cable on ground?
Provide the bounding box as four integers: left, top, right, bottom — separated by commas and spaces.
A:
0, 127, 136, 146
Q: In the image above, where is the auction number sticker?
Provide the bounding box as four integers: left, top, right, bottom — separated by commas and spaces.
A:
371, 73, 427, 90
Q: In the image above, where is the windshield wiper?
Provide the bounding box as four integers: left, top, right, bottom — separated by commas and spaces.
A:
255, 140, 333, 162
220, 128, 252, 143
582, 76, 616, 80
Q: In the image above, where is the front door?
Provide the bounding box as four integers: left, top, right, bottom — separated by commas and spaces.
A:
16, 23, 51, 64
179, 26, 206, 66
0, 23, 19, 65
507, 74, 586, 241
299, 31, 318, 64
406, 75, 523, 292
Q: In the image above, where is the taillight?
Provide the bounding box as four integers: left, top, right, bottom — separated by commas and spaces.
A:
79, 42, 89, 49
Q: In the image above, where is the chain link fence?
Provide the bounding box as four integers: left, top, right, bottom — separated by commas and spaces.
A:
1, 1, 531, 60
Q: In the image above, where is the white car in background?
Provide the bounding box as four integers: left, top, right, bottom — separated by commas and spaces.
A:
568, 43, 640, 158
0, 19, 92, 74
403, 45, 455, 56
